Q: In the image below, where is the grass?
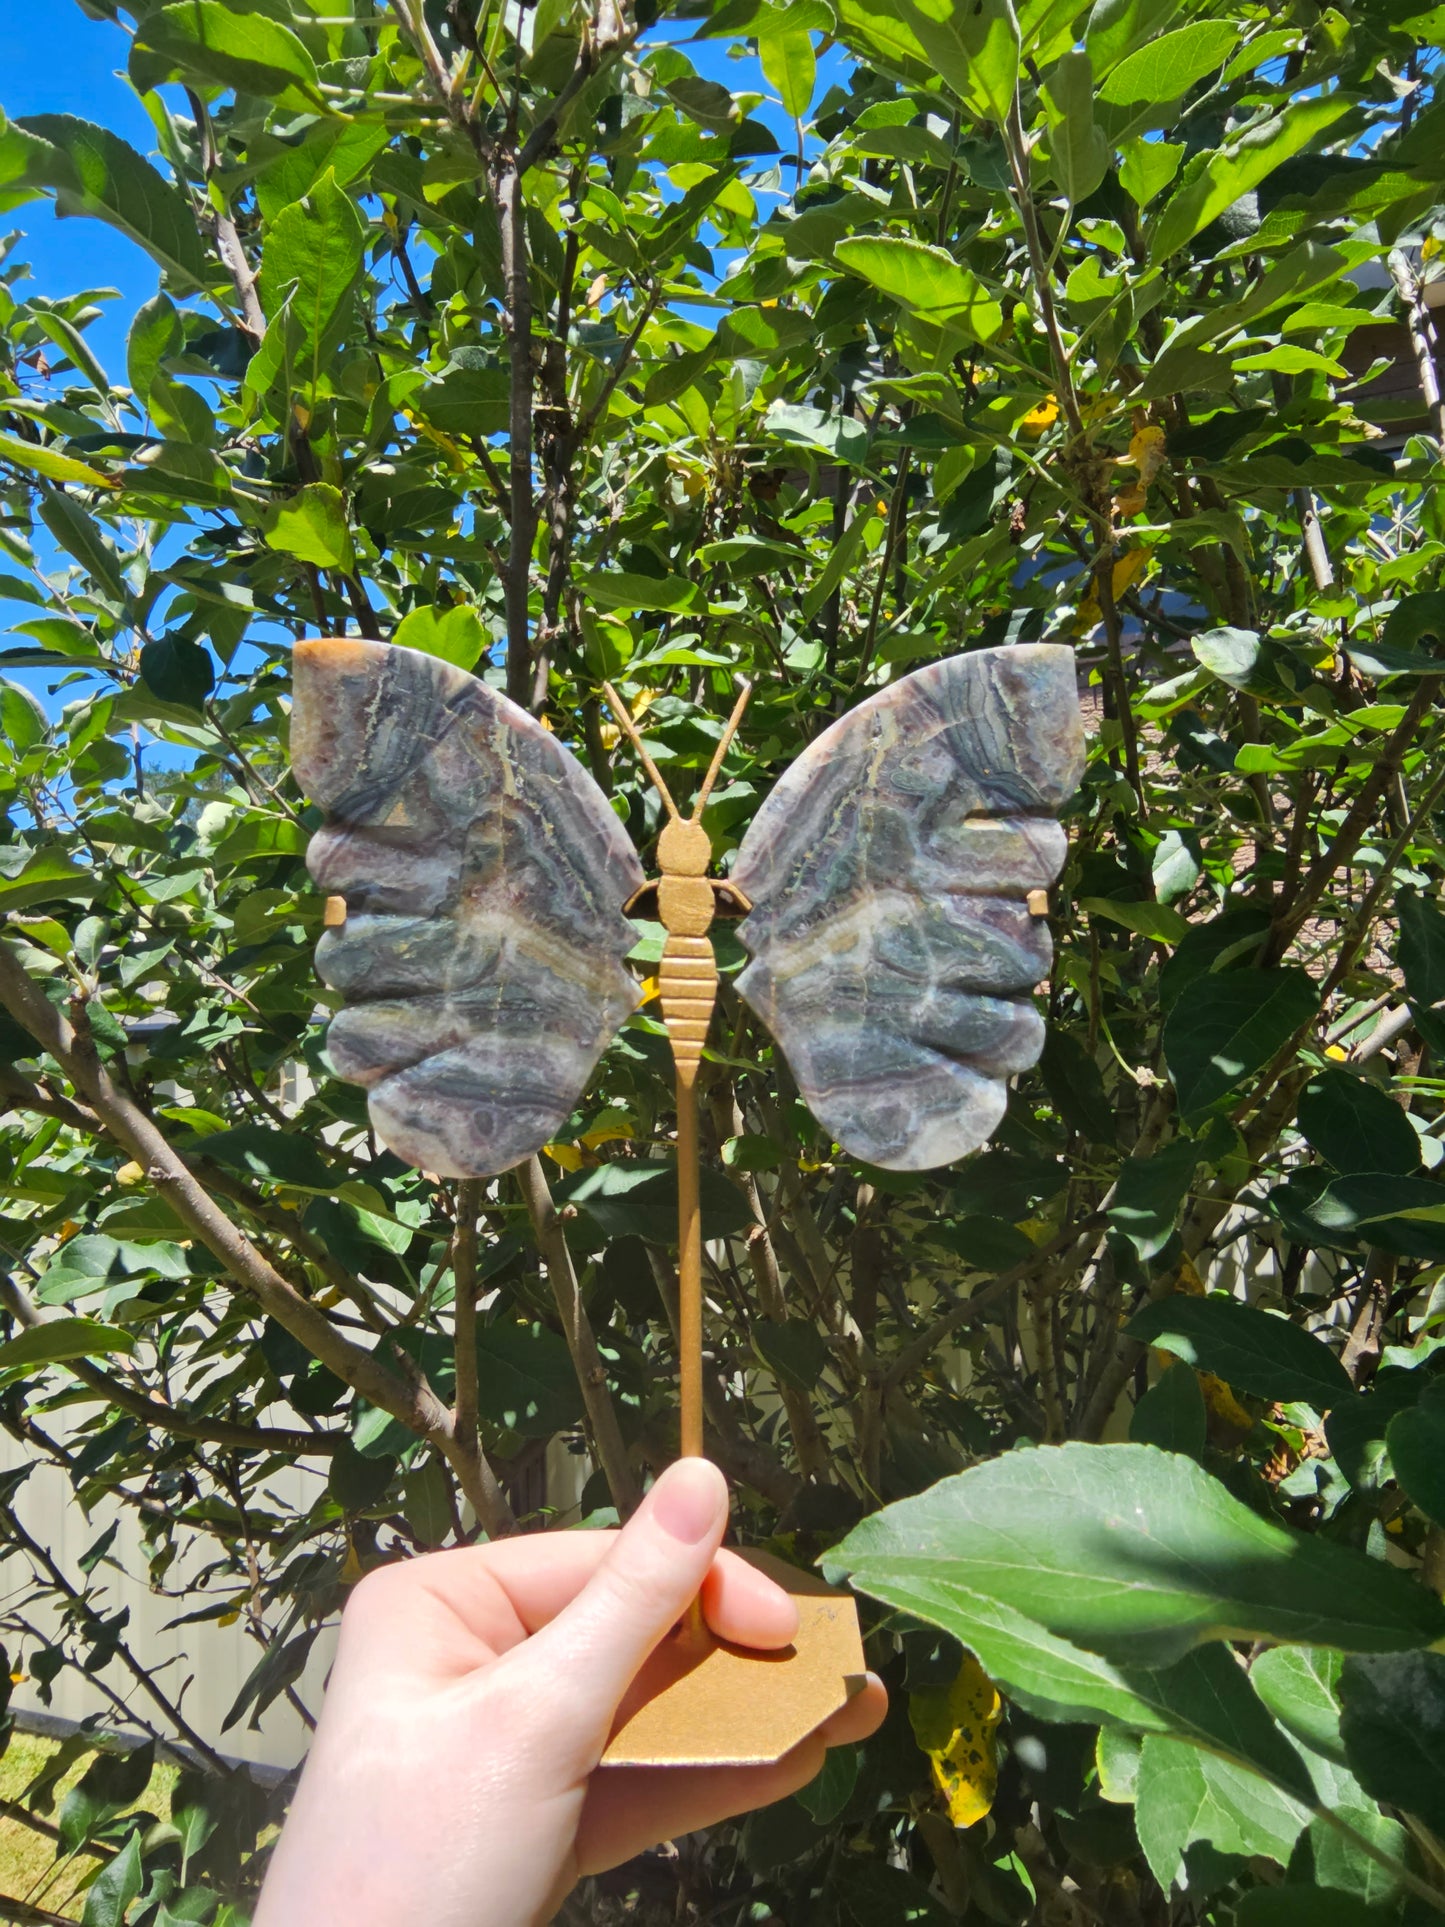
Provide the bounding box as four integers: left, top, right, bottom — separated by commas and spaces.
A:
0, 1727, 180, 1922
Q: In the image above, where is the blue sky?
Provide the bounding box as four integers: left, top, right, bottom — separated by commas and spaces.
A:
1, 3, 158, 369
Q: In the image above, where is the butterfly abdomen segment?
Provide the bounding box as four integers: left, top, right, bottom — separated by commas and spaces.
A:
659, 935, 719, 1087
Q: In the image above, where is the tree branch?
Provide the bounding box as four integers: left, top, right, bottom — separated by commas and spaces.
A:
1389, 247, 1445, 444
0, 942, 456, 1456
516, 1156, 641, 1515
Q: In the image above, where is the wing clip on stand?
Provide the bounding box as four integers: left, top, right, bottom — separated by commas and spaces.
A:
598, 680, 868, 1770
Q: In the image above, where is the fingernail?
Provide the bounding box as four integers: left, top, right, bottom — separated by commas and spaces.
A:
651, 1459, 725, 1544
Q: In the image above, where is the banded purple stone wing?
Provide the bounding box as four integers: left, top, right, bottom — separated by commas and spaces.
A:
731, 645, 1085, 1171
291, 639, 644, 1178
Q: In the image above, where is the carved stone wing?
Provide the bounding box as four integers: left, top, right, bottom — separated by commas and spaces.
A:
291, 639, 644, 1178
731, 645, 1085, 1171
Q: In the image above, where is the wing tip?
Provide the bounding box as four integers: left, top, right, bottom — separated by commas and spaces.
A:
294, 637, 386, 672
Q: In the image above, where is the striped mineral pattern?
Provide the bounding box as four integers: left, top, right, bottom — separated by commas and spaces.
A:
291, 639, 644, 1177
731, 645, 1085, 1171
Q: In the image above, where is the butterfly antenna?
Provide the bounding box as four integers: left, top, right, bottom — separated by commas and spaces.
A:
601, 681, 681, 821
691, 677, 752, 823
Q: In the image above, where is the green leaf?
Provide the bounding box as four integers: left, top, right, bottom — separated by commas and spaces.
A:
1149, 97, 1354, 262
1379, 590, 1445, 655
1129, 1363, 1206, 1459
1134, 1734, 1307, 1891
828, 1443, 1444, 1672
31, 311, 111, 398
1098, 21, 1238, 106
15, 114, 208, 293
1043, 51, 1109, 204
474, 1321, 585, 1437
576, 570, 702, 614
0, 1318, 138, 1371
0, 429, 114, 489
1126, 1295, 1353, 1408
140, 635, 214, 713
126, 292, 181, 406
796, 1743, 859, 1826
836, 0, 1020, 122
0, 681, 48, 754
1251, 1646, 1348, 1767
190, 1125, 337, 1193
0, 851, 103, 913
132, 2, 326, 112
392, 602, 486, 670
1163, 967, 1318, 1120
264, 483, 355, 573
1085, 0, 1185, 75
402, 1457, 452, 1546
1108, 1138, 1200, 1260
1339, 1651, 1445, 1834
1386, 1379, 1445, 1528
758, 27, 816, 119
38, 491, 129, 606
1398, 890, 1445, 1010
763, 402, 870, 463
1080, 896, 1189, 943
1119, 136, 1184, 208
328, 1440, 397, 1511
833, 237, 1004, 341
80, 1828, 143, 1927
62, 1742, 155, 1856
1296, 1069, 1420, 1177
557, 1159, 754, 1245
254, 121, 391, 225
753, 1317, 831, 1392
254, 170, 365, 400
1038, 1028, 1114, 1142
1096, 1724, 1142, 1801
1191, 626, 1260, 688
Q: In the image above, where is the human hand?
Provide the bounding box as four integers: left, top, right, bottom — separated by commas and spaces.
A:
255, 1459, 887, 1927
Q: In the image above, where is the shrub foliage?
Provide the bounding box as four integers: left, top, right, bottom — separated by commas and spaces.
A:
0, 0, 1443, 1919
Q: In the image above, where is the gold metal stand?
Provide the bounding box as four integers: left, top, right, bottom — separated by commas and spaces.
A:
600, 682, 866, 1769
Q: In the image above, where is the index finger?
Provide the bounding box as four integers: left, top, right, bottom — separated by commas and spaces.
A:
340, 1534, 800, 1673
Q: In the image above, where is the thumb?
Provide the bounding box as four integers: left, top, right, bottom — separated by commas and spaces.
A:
520, 1458, 727, 1739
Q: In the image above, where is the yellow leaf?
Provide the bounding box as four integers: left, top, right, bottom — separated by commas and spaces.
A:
582, 1112, 635, 1148
116, 1161, 144, 1186
1112, 548, 1150, 598
9, 1671, 24, 1685
1021, 397, 1059, 435
340, 1541, 365, 1585
1114, 483, 1148, 519
217, 1609, 240, 1627
1325, 1043, 1348, 1061
542, 1141, 584, 1172
637, 974, 660, 1006
1173, 1255, 1205, 1297
909, 1653, 1002, 1829
1127, 422, 1167, 484
1200, 1370, 1254, 1435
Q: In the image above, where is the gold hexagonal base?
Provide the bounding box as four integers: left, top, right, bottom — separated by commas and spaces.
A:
600, 1551, 866, 1768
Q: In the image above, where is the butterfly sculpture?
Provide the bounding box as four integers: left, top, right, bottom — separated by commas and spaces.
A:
290, 639, 1084, 1179
291, 636, 1084, 1769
